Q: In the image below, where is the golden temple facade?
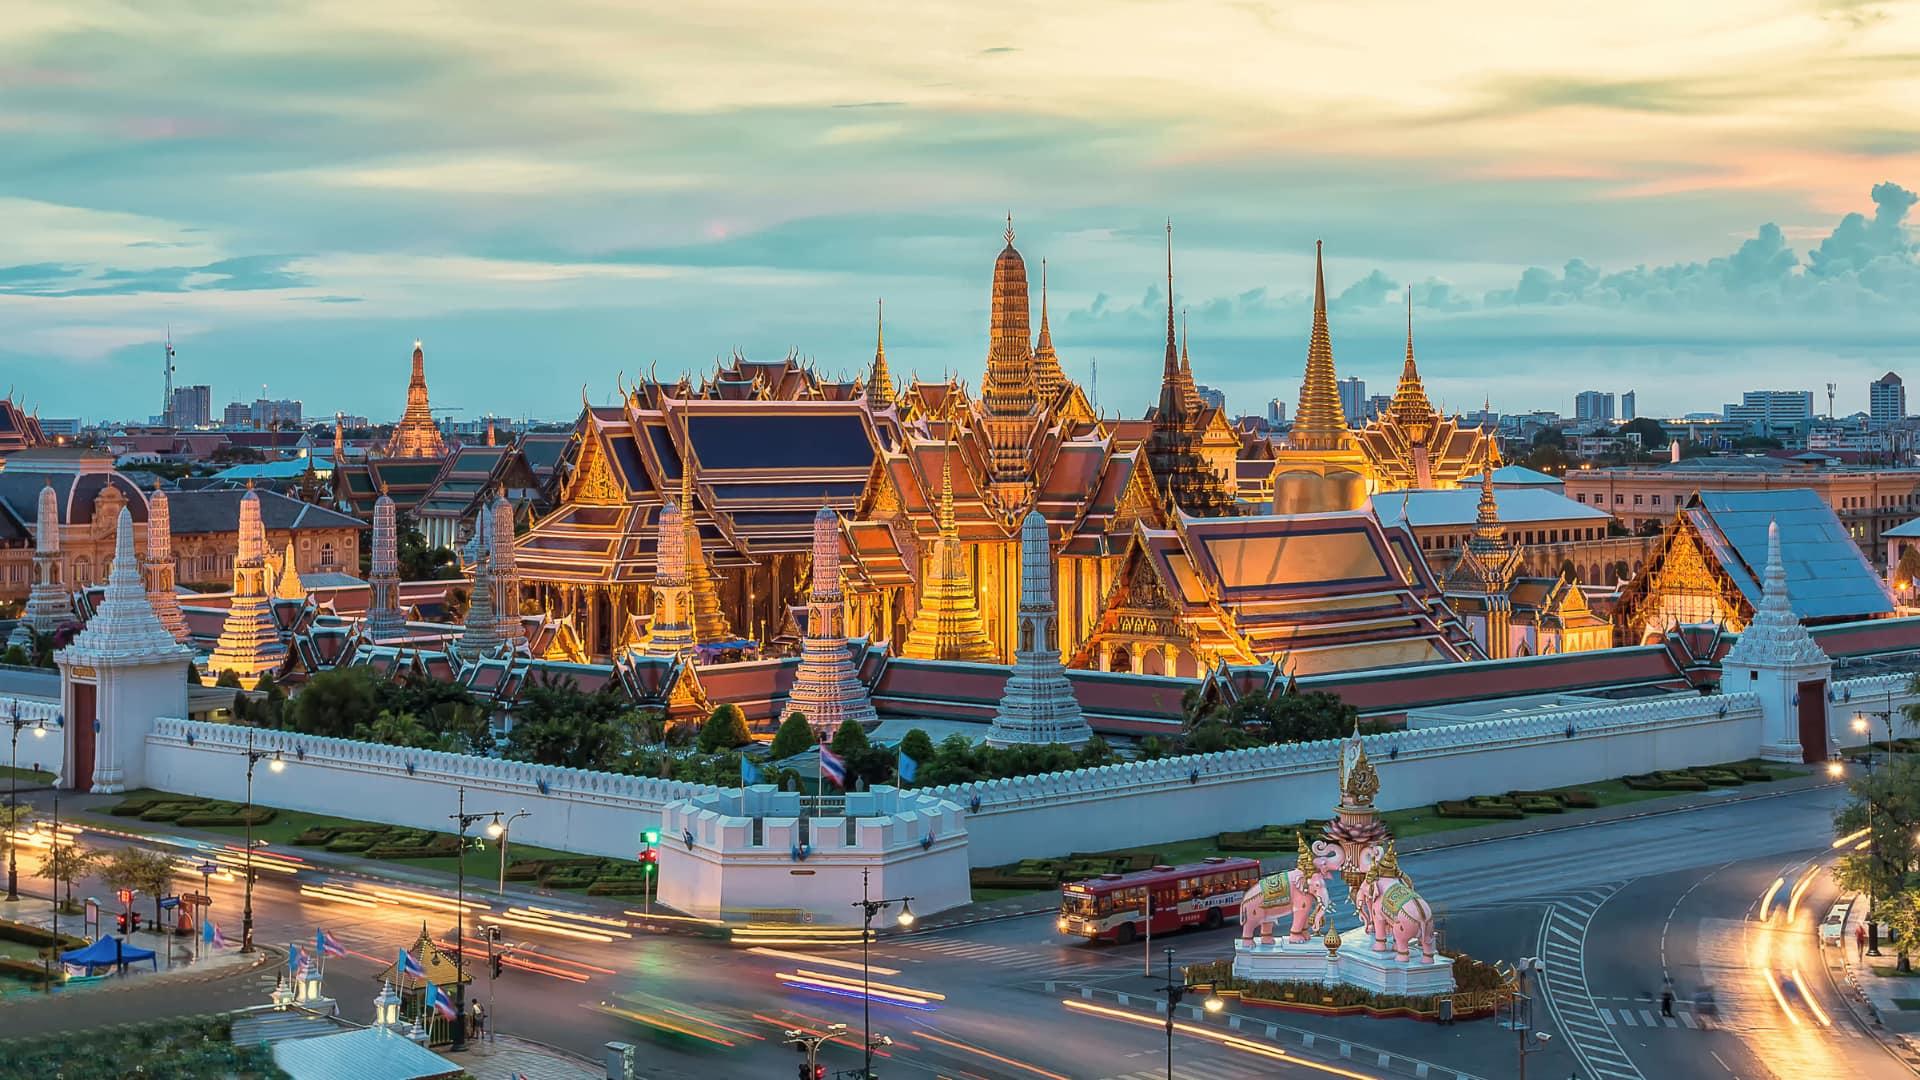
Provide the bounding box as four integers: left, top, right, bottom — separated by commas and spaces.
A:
511, 224, 1540, 677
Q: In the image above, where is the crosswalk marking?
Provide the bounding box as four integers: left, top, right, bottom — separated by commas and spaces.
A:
1619, 1009, 1636, 1026
1677, 1011, 1697, 1029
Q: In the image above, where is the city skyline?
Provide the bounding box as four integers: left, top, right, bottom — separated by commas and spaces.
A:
4, 4, 1919, 421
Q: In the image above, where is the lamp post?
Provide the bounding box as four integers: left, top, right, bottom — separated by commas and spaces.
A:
5, 704, 47, 902
239, 726, 284, 953
783, 1022, 848, 1080
487, 809, 530, 895
1156, 947, 1224, 1080
1503, 957, 1553, 1080
852, 866, 914, 1080
42, 777, 57, 991
452, 785, 502, 1052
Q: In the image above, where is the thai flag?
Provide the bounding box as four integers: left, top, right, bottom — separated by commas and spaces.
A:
287, 944, 305, 975
897, 751, 917, 785
424, 979, 457, 1020
818, 744, 848, 789
209, 921, 226, 950
739, 756, 759, 787
397, 947, 426, 980
317, 928, 347, 959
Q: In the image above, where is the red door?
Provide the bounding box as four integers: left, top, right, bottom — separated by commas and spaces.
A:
69, 682, 96, 791
1797, 679, 1828, 764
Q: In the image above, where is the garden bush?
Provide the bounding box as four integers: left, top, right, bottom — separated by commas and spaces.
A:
0, 918, 85, 951
1623, 771, 1709, 791
1434, 799, 1524, 820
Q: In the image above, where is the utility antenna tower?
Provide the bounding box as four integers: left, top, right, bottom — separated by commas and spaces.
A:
161, 326, 176, 428
1827, 383, 1837, 420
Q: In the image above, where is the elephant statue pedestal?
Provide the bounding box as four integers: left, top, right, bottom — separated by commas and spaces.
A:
1234, 926, 1456, 999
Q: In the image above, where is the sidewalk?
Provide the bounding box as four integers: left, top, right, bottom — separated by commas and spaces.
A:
445, 1033, 602, 1079
915, 770, 1835, 933
1834, 893, 1920, 1073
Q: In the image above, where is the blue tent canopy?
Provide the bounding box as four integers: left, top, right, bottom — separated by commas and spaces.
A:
60, 935, 157, 972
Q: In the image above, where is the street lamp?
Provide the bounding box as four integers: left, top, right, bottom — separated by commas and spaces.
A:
239, 726, 282, 953
5, 703, 47, 902
485, 809, 530, 895
1156, 946, 1225, 1080
1504, 957, 1554, 1080
448, 785, 502, 1052
784, 1022, 849, 1080
852, 867, 913, 1080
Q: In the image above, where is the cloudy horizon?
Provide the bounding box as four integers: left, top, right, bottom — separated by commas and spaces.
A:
4, 2, 1918, 424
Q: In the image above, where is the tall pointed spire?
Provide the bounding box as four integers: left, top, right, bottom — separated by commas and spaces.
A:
64, 508, 190, 663
143, 482, 189, 642
1179, 308, 1202, 414
986, 511, 1090, 748
1031, 260, 1065, 403
1722, 519, 1828, 668
679, 459, 733, 643
1146, 225, 1238, 517
902, 442, 996, 662
866, 298, 894, 405
208, 483, 288, 681
939, 444, 956, 537
1291, 241, 1349, 452
386, 340, 447, 458
644, 491, 695, 659
489, 494, 523, 645
365, 484, 405, 638
783, 505, 876, 735
1384, 286, 1435, 434
982, 216, 1040, 493
273, 540, 305, 600
457, 514, 503, 659
12, 478, 72, 648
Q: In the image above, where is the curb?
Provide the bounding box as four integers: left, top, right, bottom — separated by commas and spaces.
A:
0, 945, 280, 1010
1045, 981, 1488, 1080
1830, 893, 1920, 1076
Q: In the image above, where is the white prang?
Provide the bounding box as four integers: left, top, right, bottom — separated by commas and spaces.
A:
986, 511, 1091, 748
781, 505, 877, 737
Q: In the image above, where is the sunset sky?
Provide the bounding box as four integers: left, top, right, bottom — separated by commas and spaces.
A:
4, 1, 1919, 423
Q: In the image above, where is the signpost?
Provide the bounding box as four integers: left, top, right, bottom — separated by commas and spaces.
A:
195, 862, 218, 962
84, 898, 99, 938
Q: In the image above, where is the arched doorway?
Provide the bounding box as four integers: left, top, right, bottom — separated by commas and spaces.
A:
1108, 646, 1132, 673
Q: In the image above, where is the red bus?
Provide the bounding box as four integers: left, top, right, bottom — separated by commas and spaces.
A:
1057, 856, 1261, 944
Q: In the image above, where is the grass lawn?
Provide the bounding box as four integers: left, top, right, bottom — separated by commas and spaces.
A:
1871, 965, 1920, 979
0, 766, 55, 785
87, 789, 584, 883
971, 887, 1050, 903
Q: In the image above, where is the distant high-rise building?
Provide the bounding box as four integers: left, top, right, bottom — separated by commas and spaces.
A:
222, 401, 252, 428
250, 398, 302, 428
1722, 390, 1814, 438
169, 385, 212, 429
1575, 390, 1616, 425
1267, 398, 1287, 425
36, 418, 79, 438
1337, 377, 1366, 425
1870, 372, 1905, 429
1194, 383, 1226, 412
1621, 390, 1636, 421
1367, 394, 1392, 422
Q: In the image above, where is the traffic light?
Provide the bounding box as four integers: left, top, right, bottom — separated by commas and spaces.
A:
490, 953, 503, 979
115, 913, 128, 934
642, 829, 660, 846
797, 1067, 823, 1080
638, 849, 658, 876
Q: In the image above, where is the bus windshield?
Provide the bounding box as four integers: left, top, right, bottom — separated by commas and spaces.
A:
1061, 893, 1101, 917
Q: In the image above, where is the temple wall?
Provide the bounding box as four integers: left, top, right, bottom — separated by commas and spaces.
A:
144, 718, 708, 858
920, 691, 1771, 865
0, 688, 66, 776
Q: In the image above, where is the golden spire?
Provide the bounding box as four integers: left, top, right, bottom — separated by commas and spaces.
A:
1473, 462, 1503, 542
982, 216, 1038, 491
679, 455, 733, 644
1383, 286, 1435, 440
1179, 308, 1202, 414
1291, 241, 1349, 452
1031, 259, 1065, 404
901, 440, 996, 662
1155, 220, 1187, 424
1295, 831, 1314, 876
939, 442, 956, 537
867, 298, 894, 404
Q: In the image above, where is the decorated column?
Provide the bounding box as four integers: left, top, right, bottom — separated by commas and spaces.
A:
207, 483, 288, 681
142, 483, 190, 642
489, 494, 523, 645
782, 505, 876, 736
56, 509, 193, 793
9, 478, 72, 649
986, 511, 1091, 748
365, 485, 405, 638
644, 497, 696, 658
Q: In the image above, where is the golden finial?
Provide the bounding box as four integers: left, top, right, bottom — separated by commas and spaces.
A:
1375, 839, 1401, 879
939, 443, 956, 537
1004, 212, 1014, 247
1343, 742, 1380, 807
1295, 831, 1314, 875
1323, 920, 1342, 955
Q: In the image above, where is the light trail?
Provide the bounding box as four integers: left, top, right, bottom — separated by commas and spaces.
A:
366, 885, 491, 914
623, 910, 723, 926
479, 913, 619, 942
792, 969, 946, 1001
1750, 930, 1800, 1026
1785, 867, 1820, 924
300, 885, 380, 908
1757, 876, 1785, 922
595, 1003, 734, 1046
661, 1007, 766, 1041
514, 904, 633, 929
910, 1030, 1073, 1080
775, 972, 936, 1008
498, 908, 633, 939
1791, 968, 1831, 1026
1833, 827, 1870, 848
1061, 999, 1383, 1079
747, 946, 898, 975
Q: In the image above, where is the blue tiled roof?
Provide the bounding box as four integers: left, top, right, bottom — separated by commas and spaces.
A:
1371, 489, 1609, 529
1691, 488, 1893, 620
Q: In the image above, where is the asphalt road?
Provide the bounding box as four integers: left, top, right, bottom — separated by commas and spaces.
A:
5, 782, 1909, 1079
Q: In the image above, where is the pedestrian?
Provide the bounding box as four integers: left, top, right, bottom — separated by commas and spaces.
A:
1660, 987, 1674, 1018
471, 1001, 485, 1040
1857, 922, 1868, 958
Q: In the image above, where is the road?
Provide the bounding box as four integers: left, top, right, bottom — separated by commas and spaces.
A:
4, 782, 1908, 1079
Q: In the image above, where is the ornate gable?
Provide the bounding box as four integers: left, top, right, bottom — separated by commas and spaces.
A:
567, 428, 623, 506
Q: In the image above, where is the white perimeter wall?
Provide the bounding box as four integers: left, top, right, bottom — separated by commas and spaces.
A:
145, 718, 710, 859
922, 692, 1771, 866
1, 692, 65, 778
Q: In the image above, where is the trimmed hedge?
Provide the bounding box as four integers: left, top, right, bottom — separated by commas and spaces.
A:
1623, 771, 1709, 791
109, 794, 277, 828
0, 918, 85, 951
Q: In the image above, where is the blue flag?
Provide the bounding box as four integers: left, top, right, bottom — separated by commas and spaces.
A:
740, 756, 759, 787
898, 751, 917, 785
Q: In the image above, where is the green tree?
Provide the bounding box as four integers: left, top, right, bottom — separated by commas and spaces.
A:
396, 525, 459, 581
253, 673, 287, 727
38, 842, 103, 912
0, 804, 33, 876
214, 669, 243, 689
769, 713, 816, 760
353, 710, 450, 750
287, 667, 383, 739
1896, 549, 1920, 595
1077, 735, 1116, 768
1263, 691, 1359, 744
502, 672, 635, 770
829, 718, 871, 757
0, 644, 27, 667
1834, 755, 1920, 895
1618, 417, 1668, 450
1883, 888, 1920, 973
698, 704, 752, 753
897, 728, 935, 768
102, 848, 177, 932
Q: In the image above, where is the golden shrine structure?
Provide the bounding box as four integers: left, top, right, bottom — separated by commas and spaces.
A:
510, 221, 1529, 677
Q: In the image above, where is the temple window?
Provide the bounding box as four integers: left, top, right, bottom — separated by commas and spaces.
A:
320, 542, 336, 568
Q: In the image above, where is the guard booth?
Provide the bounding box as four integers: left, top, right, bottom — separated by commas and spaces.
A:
372, 925, 474, 1047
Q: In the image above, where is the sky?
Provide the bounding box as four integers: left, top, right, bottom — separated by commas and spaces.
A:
4, 1, 1920, 425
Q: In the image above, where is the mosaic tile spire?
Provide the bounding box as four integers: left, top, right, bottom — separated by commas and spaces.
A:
987, 512, 1090, 748
208, 483, 288, 680
644, 496, 695, 658
142, 483, 189, 642
386, 340, 447, 458
457, 512, 503, 658
365, 485, 406, 638
489, 494, 523, 644
981, 215, 1040, 490
12, 478, 72, 647
680, 465, 734, 644
783, 505, 876, 736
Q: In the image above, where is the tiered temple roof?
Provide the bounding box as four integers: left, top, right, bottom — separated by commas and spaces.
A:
0, 393, 48, 463
1349, 293, 1496, 491
385, 342, 448, 458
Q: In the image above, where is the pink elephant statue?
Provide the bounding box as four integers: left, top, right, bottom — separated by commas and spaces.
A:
1239, 868, 1328, 943
1362, 875, 1435, 963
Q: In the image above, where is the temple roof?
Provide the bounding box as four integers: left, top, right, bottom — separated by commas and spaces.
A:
167, 490, 364, 534
1370, 489, 1609, 530
1685, 489, 1893, 621
0, 463, 149, 527
0, 396, 48, 460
